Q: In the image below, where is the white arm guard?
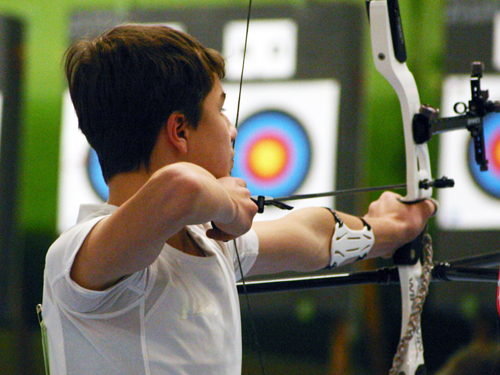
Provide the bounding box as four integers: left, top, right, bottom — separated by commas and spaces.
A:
327, 209, 375, 269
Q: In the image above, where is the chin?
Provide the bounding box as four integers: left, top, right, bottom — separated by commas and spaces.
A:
213, 170, 231, 179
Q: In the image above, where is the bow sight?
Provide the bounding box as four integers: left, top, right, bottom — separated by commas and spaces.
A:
413, 61, 500, 172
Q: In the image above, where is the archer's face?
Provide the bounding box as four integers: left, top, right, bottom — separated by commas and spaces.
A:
185, 77, 237, 178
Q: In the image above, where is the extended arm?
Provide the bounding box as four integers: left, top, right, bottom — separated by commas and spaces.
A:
248, 192, 435, 276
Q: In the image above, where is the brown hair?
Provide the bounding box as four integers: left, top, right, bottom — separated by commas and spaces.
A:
65, 24, 225, 182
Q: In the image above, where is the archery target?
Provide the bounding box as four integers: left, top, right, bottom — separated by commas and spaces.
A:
223, 79, 341, 221
58, 90, 108, 233
437, 75, 500, 229
467, 112, 500, 198
233, 110, 311, 198
59, 79, 341, 228
223, 19, 297, 81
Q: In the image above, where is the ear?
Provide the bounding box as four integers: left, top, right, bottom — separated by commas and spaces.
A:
165, 112, 191, 154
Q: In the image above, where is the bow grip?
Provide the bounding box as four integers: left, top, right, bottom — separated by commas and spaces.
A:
393, 197, 427, 266
393, 228, 426, 266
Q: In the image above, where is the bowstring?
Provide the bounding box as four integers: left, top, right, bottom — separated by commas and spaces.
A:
231, 0, 266, 374
233, 0, 252, 145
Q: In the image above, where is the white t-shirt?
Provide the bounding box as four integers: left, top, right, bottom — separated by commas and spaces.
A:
42, 204, 259, 375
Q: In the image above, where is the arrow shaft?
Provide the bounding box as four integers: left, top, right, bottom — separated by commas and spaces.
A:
272, 183, 407, 202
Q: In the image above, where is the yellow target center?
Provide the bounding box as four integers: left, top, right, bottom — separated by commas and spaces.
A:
249, 139, 287, 179
494, 140, 500, 168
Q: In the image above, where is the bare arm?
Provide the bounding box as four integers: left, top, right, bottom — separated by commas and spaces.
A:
71, 162, 257, 290
249, 192, 436, 276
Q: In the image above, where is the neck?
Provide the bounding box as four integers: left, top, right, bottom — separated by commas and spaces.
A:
106, 170, 151, 207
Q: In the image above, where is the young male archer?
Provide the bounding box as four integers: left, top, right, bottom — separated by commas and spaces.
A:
42, 24, 436, 375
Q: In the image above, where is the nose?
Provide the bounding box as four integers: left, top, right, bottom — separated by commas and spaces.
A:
229, 122, 237, 143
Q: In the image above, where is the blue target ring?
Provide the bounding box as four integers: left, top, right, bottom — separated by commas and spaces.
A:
87, 148, 109, 201
232, 110, 311, 197
468, 112, 500, 198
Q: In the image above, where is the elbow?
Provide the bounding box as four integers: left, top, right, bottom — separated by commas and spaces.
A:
149, 163, 215, 224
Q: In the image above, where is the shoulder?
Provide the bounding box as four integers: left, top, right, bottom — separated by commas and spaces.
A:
45, 206, 113, 280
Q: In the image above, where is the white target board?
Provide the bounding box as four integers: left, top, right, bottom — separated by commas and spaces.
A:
437, 75, 500, 230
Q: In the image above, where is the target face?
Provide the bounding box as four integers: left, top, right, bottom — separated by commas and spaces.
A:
468, 113, 500, 198
223, 79, 340, 221
437, 75, 500, 229
233, 110, 311, 197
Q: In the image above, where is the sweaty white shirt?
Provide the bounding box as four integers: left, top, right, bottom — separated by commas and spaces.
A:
42, 204, 259, 375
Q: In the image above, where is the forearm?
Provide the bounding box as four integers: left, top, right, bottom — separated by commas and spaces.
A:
250, 192, 434, 276
154, 163, 237, 226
